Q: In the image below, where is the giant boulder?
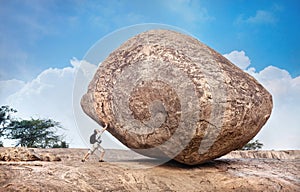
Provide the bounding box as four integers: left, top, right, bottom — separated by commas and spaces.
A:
81, 29, 273, 165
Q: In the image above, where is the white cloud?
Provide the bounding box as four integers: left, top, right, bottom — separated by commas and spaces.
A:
247, 10, 277, 24
0, 59, 124, 149
162, 0, 214, 22
236, 5, 281, 25
223, 50, 251, 70
0, 79, 25, 103
226, 51, 300, 150
248, 67, 300, 149
1, 62, 80, 147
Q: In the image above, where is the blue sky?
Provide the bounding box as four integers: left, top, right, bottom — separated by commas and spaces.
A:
1, 0, 299, 80
0, 0, 299, 149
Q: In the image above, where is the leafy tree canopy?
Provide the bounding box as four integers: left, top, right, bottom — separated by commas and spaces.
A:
6, 118, 68, 148
0, 106, 17, 147
0, 105, 68, 148
241, 139, 263, 150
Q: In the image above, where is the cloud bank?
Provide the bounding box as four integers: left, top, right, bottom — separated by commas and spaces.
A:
0, 59, 126, 149
224, 50, 300, 149
0, 62, 82, 147
246, 66, 300, 149
0, 53, 299, 149
236, 4, 281, 25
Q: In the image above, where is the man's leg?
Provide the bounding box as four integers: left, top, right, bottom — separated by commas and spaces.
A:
81, 152, 91, 162
98, 145, 105, 162
82, 144, 97, 162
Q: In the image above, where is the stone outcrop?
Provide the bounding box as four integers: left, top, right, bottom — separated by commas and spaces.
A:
0, 147, 61, 162
0, 148, 299, 191
223, 150, 300, 160
81, 29, 273, 165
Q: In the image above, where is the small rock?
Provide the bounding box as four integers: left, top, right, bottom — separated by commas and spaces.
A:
40, 153, 61, 162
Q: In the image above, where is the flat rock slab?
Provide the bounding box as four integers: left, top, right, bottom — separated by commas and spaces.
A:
0, 148, 299, 191
81, 29, 273, 165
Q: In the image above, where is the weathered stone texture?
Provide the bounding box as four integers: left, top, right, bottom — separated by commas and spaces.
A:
0, 147, 61, 162
1, 148, 299, 191
81, 30, 273, 165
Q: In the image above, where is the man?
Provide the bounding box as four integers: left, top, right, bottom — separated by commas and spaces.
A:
82, 123, 108, 162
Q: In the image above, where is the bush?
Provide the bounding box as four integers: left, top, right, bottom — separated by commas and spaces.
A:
1, 105, 68, 148
241, 139, 263, 150
6, 118, 69, 148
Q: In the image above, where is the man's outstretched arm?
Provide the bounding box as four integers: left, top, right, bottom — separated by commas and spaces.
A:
103, 123, 108, 130
99, 123, 108, 134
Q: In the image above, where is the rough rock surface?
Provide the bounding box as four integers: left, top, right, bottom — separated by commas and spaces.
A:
0, 148, 299, 191
0, 147, 61, 162
81, 29, 273, 165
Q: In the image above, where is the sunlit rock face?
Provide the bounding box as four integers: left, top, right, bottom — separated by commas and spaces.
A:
81, 30, 273, 165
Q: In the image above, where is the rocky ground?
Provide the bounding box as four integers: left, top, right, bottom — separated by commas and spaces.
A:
0, 147, 299, 191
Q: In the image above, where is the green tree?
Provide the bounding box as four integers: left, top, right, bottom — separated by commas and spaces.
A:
6, 118, 68, 148
241, 139, 263, 150
0, 106, 17, 147
52, 141, 69, 148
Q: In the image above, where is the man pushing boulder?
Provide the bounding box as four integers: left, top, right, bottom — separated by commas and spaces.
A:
82, 123, 108, 162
